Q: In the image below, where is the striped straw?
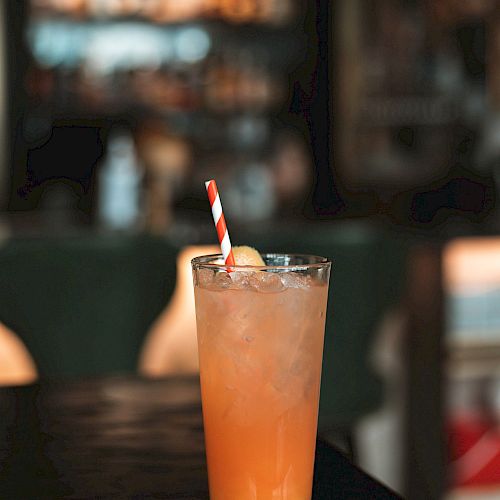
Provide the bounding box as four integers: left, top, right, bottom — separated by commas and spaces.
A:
205, 179, 235, 267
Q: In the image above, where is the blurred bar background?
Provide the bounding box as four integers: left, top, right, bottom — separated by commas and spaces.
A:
2, 1, 500, 498
3, 0, 497, 229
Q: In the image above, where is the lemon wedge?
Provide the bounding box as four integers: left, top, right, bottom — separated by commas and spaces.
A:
233, 246, 265, 266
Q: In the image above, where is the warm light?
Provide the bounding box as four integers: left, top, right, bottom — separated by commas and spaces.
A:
444, 238, 500, 294
30, 0, 294, 25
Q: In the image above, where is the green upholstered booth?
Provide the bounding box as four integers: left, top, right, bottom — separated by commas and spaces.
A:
0, 234, 178, 378
0, 223, 408, 438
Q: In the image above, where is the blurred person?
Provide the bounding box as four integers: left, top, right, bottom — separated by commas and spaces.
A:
356, 306, 406, 495
0, 322, 37, 386
138, 245, 219, 376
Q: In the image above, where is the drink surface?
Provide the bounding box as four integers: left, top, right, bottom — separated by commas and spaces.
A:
194, 268, 329, 500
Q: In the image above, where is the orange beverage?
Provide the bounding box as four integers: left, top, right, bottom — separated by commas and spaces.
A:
192, 254, 331, 500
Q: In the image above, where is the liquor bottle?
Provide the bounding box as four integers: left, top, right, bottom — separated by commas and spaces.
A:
98, 128, 142, 230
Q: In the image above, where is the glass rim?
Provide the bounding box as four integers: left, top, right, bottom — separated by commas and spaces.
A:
191, 253, 331, 271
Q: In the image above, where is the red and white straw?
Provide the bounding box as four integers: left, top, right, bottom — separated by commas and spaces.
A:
205, 179, 235, 267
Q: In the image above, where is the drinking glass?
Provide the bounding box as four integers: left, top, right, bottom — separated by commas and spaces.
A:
192, 253, 331, 500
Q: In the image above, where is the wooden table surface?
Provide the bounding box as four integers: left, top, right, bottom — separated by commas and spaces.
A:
0, 376, 400, 499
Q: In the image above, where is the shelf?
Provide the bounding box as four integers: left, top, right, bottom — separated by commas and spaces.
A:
357, 96, 460, 128
446, 340, 500, 380
27, 17, 301, 71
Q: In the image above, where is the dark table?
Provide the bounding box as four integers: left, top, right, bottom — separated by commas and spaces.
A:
0, 376, 400, 499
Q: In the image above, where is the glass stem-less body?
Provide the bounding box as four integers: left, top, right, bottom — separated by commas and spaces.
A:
192, 254, 330, 500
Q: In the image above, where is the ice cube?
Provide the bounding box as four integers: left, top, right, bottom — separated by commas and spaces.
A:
196, 268, 214, 288
229, 271, 252, 289
212, 271, 232, 289
279, 271, 310, 289
248, 272, 285, 293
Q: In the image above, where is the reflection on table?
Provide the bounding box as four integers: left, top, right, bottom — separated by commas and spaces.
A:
0, 375, 400, 499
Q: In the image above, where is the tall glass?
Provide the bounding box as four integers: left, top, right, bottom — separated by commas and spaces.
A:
192, 254, 331, 500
